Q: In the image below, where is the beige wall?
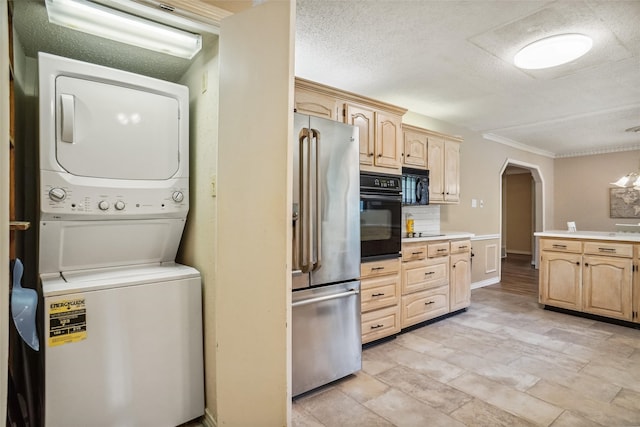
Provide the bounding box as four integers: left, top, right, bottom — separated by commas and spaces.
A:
177, 37, 220, 423
403, 112, 555, 237
554, 150, 640, 231
215, 1, 294, 425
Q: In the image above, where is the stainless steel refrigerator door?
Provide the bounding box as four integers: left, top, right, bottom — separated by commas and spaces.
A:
292, 113, 360, 287
291, 281, 362, 396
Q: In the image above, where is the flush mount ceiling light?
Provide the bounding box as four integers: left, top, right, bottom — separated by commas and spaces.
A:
514, 33, 593, 70
45, 0, 202, 59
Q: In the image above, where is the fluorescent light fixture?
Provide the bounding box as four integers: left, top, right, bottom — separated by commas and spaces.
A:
45, 0, 202, 59
514, 33, 593, 70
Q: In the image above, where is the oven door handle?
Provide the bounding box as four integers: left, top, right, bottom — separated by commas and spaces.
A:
360, 193, 402, 202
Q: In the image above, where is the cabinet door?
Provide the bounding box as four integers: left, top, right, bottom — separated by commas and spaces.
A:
375, 111, 402, 171
294, 88, 339, 121
402, 129, 427, 168
583, 255, 632, 321
427, 136, 445, 202
450, 252, 471, 311
540, 251, 582, 311
444, 140, 460, 203
345, 103, 375, 166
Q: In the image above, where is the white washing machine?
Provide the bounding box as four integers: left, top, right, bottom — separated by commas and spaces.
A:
37, 53, 203, 426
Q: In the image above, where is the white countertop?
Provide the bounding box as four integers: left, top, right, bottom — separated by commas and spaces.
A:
534, 230, 640, 242
402, 232, 474, 243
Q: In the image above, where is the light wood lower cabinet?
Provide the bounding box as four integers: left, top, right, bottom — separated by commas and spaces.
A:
582, 254, 632, 321
540, 251, 583, 311
400, 240, 470, 329
401, 286, 449, 328
362, 305, 401, 344
450, 251, 471, 312
539, 237, 637, 323
361, 258, 401, 344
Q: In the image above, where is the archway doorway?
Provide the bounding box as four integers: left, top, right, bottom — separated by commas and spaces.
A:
499, 159, 545, 270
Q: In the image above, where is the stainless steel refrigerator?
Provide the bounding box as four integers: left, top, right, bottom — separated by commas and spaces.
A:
292, 113, 361, 397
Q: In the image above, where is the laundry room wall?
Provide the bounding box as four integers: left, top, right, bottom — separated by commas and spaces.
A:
177, 36, 220, 424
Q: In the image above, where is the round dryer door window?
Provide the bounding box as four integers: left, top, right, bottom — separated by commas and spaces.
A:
54, 76, 180, 180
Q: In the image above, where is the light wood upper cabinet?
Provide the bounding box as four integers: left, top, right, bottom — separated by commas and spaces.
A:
374, 111, 402, 172
294, 86, 340, 121
295, 78, 407, 175
345, 103, 376, 166
402, 125, 428, 169
347, 102, 402, 174
428, 135, 461, 204
444, 139, 460, 202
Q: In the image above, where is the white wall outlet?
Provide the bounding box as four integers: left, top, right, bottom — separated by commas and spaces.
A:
480, 199, 484, 208
471, 199, 477, 208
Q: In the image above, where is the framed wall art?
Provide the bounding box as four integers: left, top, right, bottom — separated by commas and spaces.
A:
610, 187, 640, 218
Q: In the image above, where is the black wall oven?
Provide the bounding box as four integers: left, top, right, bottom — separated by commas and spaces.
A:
360, 172, 402, 261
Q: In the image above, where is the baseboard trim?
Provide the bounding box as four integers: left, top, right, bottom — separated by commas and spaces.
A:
505, 250, 532, 255
202, 409, 216, 427
471, 277, 500, 289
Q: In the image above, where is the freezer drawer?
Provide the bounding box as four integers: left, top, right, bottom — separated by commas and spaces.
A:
292, 281, 361, 397
44, 274, 204, 427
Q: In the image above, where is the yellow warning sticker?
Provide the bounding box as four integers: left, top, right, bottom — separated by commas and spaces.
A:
48, 299, 87, 347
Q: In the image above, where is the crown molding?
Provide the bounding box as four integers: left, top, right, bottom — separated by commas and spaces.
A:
482, 133, 556, 158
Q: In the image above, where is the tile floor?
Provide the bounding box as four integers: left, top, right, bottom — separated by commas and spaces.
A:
292, 287, 640, 426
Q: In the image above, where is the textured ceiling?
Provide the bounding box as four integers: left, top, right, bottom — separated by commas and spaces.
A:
295, 0, 640, 158
10, 0, 640, 158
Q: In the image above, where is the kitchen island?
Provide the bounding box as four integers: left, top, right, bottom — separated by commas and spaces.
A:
534, 230, 640, 325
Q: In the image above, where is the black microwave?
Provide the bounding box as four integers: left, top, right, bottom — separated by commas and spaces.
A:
402, 167, 429, 205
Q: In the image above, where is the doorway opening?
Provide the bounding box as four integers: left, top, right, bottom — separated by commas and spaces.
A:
499, 159, 545, 271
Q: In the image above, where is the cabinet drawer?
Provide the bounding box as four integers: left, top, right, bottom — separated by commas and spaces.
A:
362, 305, 401, 344
450, 239, 471, 254
361, 258, 400, 279
361, 274, 400, 312
402, 242, 428, 262
583, 241, 632, 258
402, 260, 448, 294
540, 239, 582, 253
401, 286, 449, 328
427, 241, 449, 258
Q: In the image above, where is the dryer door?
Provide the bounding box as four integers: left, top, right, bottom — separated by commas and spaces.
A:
55, 76, 180, 180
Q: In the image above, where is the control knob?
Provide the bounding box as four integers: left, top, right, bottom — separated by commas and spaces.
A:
98, 200, 110, 211
49, 187, 67, 202
172, 191, 184, 203
115, 200, 125, 210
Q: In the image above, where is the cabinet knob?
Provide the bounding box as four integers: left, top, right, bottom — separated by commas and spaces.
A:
378, 153, 382, 158
368, 152, 374, 157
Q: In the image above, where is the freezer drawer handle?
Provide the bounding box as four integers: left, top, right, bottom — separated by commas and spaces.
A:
292, 289, 359, 307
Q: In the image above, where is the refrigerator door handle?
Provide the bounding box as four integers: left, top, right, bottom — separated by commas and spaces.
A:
299, 127, 312, 273
292, 288, 359, 307
311, 128, 322, 271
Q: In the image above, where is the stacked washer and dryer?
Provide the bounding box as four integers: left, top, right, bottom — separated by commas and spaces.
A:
36, 53, 204, 426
